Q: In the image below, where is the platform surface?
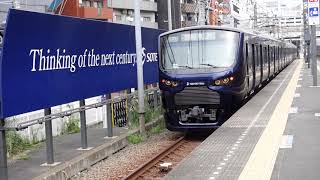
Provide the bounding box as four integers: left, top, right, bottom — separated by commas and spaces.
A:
165, 60, 303, 180
271, 60, 320, 180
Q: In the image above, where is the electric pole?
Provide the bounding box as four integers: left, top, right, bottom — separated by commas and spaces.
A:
307, 0, 318, 86
310, 25, 317, 86
253, 2, 257, 29
168, 0, 172, 30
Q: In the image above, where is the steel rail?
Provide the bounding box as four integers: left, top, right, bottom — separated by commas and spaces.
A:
124, 136, 186, 180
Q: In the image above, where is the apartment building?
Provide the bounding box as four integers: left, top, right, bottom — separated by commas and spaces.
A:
0, 0, 52, 23
109, 0, 158, 29
53, 0, 113, 21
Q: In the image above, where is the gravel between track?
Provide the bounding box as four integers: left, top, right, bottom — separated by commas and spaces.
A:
71, 130, 182, 180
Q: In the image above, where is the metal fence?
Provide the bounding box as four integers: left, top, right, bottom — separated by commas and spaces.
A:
0, 87, 161, 180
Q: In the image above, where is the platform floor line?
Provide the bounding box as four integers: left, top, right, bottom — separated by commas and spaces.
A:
238, 60, 302, 180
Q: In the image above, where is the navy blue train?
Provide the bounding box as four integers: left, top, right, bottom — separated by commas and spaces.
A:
158, 26, 297, 131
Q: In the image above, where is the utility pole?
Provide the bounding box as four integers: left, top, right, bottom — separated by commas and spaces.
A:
303, 0, 310, 66
12, 0, 16, 8
198, 0, 207, 25
253, 2, 257, 29
134, 0, 146, 134
310, 25, 317, 86
307, 0, 318, 86
167, 0, 172, 30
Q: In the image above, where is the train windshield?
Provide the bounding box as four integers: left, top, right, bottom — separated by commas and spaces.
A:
160, 30, 239, 71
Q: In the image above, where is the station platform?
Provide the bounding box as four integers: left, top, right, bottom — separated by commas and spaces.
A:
8, 127, 128, 180
165, 59, 320, 180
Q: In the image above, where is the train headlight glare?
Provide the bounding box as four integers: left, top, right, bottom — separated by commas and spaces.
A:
165, 80, 172, 86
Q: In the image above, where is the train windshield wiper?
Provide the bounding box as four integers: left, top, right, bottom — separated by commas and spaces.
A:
178, 65, 193, 69
199, 63, 220, 68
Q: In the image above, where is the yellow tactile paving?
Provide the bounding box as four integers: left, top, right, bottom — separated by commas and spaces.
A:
238, 59, 302, 180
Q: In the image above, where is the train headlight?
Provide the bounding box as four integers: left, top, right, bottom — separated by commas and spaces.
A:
214, 76, 234, 86
172, 81, 179, 87
214, 80, 221, 86
161, 79, 179, 87
165, 80, 172, 86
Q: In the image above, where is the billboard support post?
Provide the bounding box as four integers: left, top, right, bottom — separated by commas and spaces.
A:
44, 108, 54, 165
106, 94, 113, 137
79, 100, 89, 150
0, 119, 8, 180
134, 0, 146, 134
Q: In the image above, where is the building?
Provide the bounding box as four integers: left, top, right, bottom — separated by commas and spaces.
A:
157, 0, 181, 30
53, 0, 113, 21
157, 0, 201, 30
180, 0, 198, 27
110, 0, 158, 29
261, 0, 303, 38
0, 0, 53, 23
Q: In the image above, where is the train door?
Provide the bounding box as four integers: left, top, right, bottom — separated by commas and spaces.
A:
246, 43, 254, 92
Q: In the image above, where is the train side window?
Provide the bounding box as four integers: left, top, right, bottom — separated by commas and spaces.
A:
273, 47, 276, 62
252, 44, 255, 68
247, 44, 254, 69
267, 45, 270, 63
260, 45, 263, 67
245, 43, 249, 62
264, 47, 268, 65
256, 45, 260, 67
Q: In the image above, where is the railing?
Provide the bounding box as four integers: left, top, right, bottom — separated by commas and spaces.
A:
0, 87, 162, 179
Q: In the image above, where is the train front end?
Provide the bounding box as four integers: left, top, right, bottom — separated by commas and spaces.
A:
159, 27, 245, 131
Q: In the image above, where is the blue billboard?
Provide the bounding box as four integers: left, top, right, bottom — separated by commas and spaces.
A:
0, 9, 164, 118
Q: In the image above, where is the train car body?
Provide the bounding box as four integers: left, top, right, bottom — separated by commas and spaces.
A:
158, 26, 297, 131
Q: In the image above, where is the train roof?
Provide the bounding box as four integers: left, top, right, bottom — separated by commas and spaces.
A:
160, 25, 296, 48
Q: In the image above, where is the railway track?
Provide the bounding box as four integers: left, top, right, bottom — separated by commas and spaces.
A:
124, 135, 204, 180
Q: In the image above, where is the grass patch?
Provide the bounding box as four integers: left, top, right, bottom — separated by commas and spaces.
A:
127, 134, 144, 144
6, 131, 33, 157
17, 153, 30, 160
62, 117, 80, 135
149, 121, 165, 135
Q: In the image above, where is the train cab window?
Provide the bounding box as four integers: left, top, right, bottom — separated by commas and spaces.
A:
159, 29, 240, 71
